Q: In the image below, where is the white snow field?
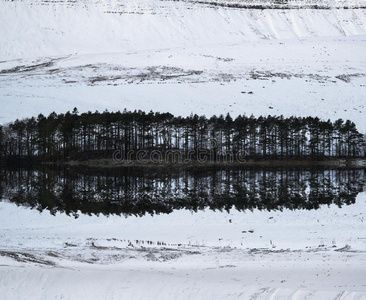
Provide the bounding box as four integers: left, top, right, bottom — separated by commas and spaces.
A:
1, 193, 366, 299
0, 0, 366, 131
1, 0, 366, 299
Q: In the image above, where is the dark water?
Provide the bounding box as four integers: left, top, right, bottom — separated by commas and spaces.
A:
0, 166, 365, 218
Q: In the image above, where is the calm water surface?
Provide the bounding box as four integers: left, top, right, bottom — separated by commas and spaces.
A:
0, 166, 364, 218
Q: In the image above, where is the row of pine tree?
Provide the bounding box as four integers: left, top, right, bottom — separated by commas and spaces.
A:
0, 108, 365, 163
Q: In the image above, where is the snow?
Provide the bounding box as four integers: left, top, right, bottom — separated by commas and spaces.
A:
1, 0, 366, 298
0, 1, 366, 131
1, 192, 366, 299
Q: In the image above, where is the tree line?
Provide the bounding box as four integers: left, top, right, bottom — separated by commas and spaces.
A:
0, 108, 365, 164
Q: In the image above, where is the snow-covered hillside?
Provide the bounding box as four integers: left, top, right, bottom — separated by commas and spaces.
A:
1, 0, 366, 60
1, 193, 366, 299
1, 0, 366, 131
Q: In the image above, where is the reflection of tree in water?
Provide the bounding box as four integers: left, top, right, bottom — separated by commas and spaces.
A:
0, 167, 364, 218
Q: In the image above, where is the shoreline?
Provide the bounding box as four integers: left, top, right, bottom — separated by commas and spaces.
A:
50, 158, 366, 169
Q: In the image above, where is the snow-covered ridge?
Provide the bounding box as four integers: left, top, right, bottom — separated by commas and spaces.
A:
4, 0, 366, 9
1, 0, 366, 60
165, 0, 366, 9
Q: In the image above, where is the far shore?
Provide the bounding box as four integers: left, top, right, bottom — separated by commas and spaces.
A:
47, 158, 366, 169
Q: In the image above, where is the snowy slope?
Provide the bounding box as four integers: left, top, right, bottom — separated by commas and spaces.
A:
1, 0, 366, 60
0, 0, 366, 131
1, 193, 366, 299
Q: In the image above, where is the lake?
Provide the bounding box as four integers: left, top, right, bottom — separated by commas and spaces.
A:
0, 166, 364, 218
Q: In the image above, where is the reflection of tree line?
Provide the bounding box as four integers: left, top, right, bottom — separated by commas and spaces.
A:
0, 167, 364, 218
